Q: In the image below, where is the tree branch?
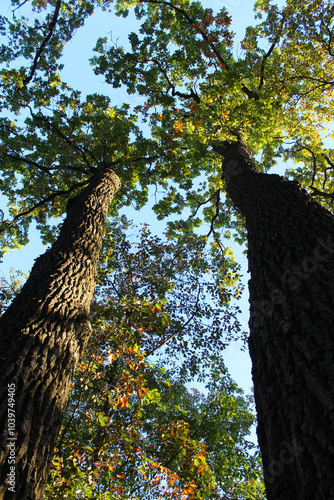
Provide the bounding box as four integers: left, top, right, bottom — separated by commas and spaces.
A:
295, 142, 318, 188
322, 153, 334, 170
146, 286, 202, 358
12, 0, 29, 15
258, 15, 285, 92
23, 0, 62, 85
188, 190, 220, 219
206, 189, 221, 239
27, 106, 97, 173
0, 180, 90, 231
3, 151, 90, 175
321, 153, 334, 190
151, 58, 201, 102
2, 153, 54, 176
319, 18, 334, 57
310, 186, 334, 200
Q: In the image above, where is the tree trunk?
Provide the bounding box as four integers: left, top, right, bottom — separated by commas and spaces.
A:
214, 140, 334, 500
0, 168, 121, 499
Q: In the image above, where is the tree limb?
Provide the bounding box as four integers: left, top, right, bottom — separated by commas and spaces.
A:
27, 106, 97, 173
310, 186, 334, 200
258, 15, 285, 92
295, 141, 318, 188
188, 190, 220, 219
0, 180, 90, 231
146, 286, 202, 358
23, 0, 62, 85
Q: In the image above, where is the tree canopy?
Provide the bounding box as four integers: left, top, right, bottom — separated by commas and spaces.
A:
1, 0, 333, 252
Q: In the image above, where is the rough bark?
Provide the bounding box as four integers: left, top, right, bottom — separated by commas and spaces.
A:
214, 140, 334, 500
0, 168, 121, 499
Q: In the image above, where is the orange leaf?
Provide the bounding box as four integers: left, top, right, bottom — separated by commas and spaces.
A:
173, 120, 184, 138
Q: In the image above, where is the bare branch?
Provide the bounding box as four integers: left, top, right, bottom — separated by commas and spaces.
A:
12, 0, 29, 15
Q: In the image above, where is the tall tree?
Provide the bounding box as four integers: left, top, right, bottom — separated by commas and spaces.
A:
213, 139, 334, 499
0, 2, 165, 497
0, 167, 120, 498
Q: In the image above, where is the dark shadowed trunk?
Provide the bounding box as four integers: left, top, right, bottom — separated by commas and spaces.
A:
0, 168, 120, 499
214, 141, 334, 500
